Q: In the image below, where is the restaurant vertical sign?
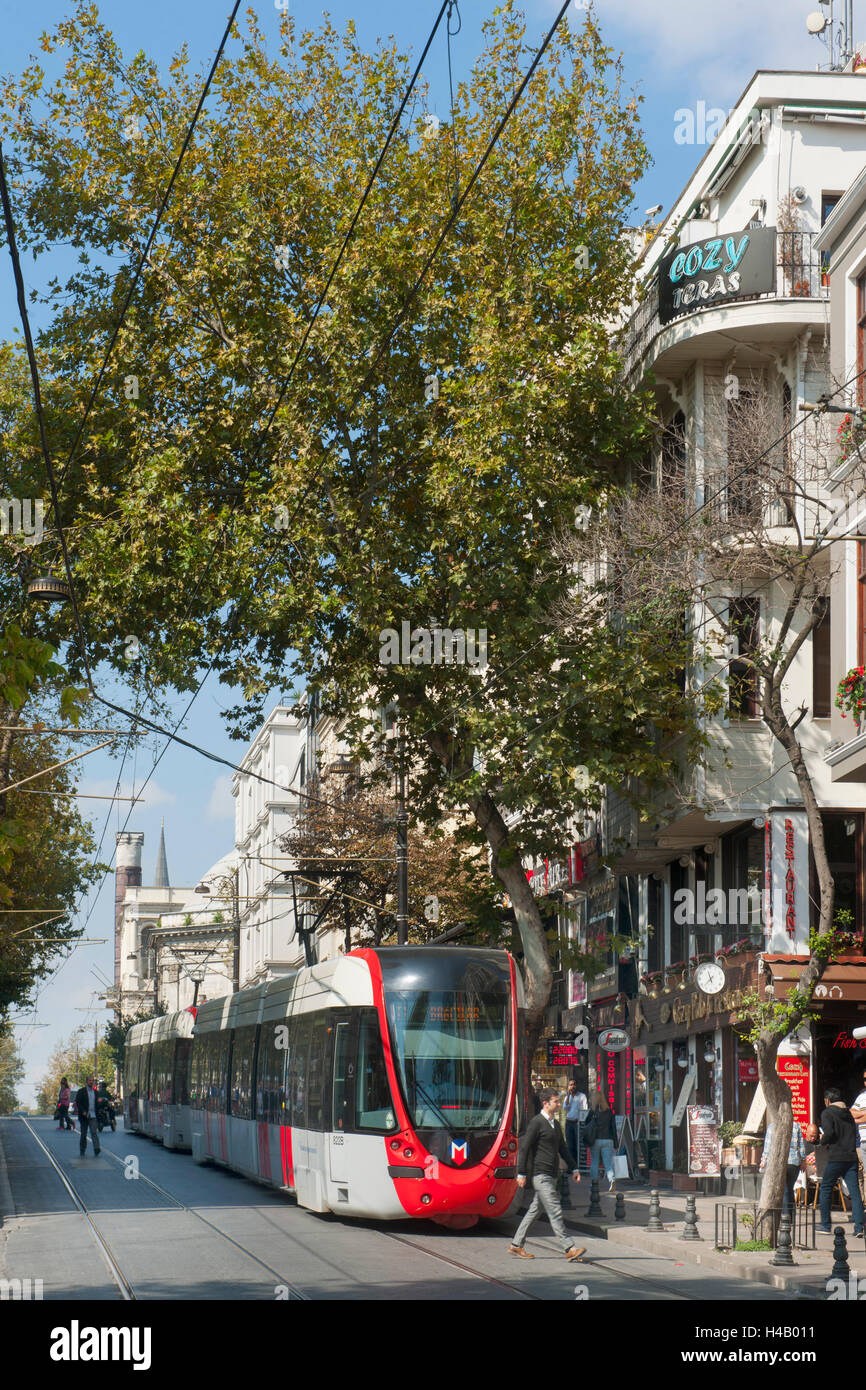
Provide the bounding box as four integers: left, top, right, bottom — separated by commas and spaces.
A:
766, 810, 809, 953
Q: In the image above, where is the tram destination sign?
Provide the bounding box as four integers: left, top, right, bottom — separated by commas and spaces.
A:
658, 226, 777, 325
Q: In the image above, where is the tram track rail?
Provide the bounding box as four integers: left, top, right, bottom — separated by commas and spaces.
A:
17, 1117, 135, 1300
385, 1225, 700, 1301
17, 1118, 308, 1301
380, 1229, 544, 1300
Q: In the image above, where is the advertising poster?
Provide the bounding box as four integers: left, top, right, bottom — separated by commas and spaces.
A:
687, 1104, 720, 1176
776, 1055, 811, 1126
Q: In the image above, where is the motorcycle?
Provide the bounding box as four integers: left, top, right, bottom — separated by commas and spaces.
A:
96, 1097, 117, 1132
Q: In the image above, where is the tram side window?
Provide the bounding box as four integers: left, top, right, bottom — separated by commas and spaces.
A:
356, 1009, 393, 1131
203, 1034, 216, 1112
289, 1015, 311, 1129
230, 1026, 256, 1120
217, 1030, 231, 1113
124, 1046, 137, 1100
306, 1015, 327, 1133
175, 1038, 192, 1107
189, 1040, 200, 1108
200, 1034, 213, 1112
256, 1022, 288, 1125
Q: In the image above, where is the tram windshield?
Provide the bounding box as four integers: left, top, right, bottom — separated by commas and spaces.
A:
385, 990, 509, 1130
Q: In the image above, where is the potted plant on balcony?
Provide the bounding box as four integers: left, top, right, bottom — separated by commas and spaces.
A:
835, 665, 866, 729
777, 194, 806, 296
836, 413, 866, 467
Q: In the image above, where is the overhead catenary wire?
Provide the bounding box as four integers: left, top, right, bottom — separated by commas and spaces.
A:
54, 2, 245, 500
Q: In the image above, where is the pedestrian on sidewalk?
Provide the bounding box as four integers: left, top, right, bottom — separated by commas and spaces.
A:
75, 1075, 101, 1158
56, 1077, 73, 1130
851, 1068, 866, 1205
759, 1117, 805, 1212
816, 1087, 864, 1237
508, 1089, 585, 1263
564, 1079, 589, 1169
588, 1092, 618, 1192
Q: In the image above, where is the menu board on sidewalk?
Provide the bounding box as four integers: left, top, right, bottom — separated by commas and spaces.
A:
687, 1104, 720, 1177
777, 1055, 811, 1126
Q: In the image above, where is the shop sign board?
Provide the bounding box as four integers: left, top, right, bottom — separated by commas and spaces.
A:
766, 809, 810, 953
777, 1054, 811, 1126
658, 227, 776, 325
832, 1031, 866, 1049
738, 1058, 759, 1083
687, 1104, 721, 1176
597, 1027, 630, 1052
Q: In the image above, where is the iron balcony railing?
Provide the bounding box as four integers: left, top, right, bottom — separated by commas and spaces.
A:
620, 231, 829, 379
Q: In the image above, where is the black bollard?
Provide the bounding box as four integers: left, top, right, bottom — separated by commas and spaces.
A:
831, 1226, 851, 1281
647, 1188, 664, 1232
681, 1193, 702, 1241
586, 1178, 603, 1217
771, 1210, 796, 1266
615, 1192, 625, 1222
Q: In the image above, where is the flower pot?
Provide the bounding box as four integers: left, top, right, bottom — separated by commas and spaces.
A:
720, 1147, 738, 1167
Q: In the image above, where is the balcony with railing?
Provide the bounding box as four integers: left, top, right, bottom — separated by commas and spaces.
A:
620, 231, 829, 380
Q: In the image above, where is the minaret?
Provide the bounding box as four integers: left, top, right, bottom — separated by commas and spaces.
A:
153, 818, 170, 889
115, 832, 144, 993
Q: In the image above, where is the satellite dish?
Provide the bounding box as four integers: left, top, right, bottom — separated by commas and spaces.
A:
806, 10, 828, 32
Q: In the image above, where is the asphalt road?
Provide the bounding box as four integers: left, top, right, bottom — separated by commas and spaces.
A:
0, 1117, 800, 1301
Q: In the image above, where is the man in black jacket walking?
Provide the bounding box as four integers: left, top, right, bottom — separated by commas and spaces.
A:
508, 1089, 585, 1262
75, 1075, 101, 1157
817, 1087, 863, 1236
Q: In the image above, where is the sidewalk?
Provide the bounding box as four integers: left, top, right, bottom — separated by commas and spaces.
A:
498, 1181, 866, 1299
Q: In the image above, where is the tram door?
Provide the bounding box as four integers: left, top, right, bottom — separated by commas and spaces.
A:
330, 1020, 351, 1184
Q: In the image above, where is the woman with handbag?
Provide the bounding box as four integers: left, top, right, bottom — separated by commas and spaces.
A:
56, 1077, 73, 1131
588, 1092, 618, 1191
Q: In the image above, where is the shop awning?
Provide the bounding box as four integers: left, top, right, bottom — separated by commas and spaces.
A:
764, 954, 866, 1003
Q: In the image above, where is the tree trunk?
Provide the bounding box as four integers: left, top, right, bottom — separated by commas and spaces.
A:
756, 675, 835, 1212
467, 787, 553, 1035
756, 1036, 794, 1216
425, 731, 554, 1036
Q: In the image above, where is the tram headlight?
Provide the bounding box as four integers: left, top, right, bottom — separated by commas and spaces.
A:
421, 1193, 432, 1205
508, 1140, 516, 1152
390, 1139, 401, 1151
487, 1195, 497, 1205
499, 1148, 508, 1159
403, 1147, 415, 1159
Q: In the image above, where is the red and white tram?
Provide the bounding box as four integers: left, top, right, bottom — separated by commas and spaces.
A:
125, 947, 523, 1225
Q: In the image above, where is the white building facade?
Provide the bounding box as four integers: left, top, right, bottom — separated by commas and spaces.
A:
604, 65, 866, 1178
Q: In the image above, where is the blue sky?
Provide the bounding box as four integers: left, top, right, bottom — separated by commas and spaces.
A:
1, 0, 840, 1101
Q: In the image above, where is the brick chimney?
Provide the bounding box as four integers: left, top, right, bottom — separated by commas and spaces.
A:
115, 832, 144, 992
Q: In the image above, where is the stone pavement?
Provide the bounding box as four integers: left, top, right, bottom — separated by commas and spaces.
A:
496, 1180, 866, 1299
